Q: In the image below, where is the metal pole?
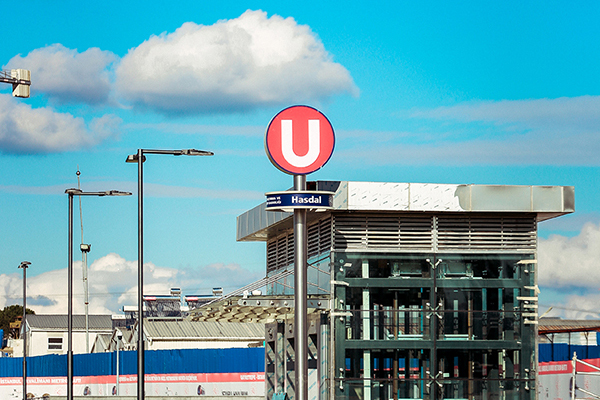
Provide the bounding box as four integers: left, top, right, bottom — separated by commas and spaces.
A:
68, 193, 74, 400
137, 149, 145, 400
83, 249, 89, 353
21, 263, 27, 400
293, 174, 308, 400
116, 336, 120, 396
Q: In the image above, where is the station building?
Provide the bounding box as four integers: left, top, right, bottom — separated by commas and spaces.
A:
235, 181, 574, 400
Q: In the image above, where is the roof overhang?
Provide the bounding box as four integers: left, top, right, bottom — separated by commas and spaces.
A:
539, 319, 600, 334
237, 181, 575, 242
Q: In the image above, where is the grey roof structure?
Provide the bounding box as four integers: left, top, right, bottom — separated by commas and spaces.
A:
26, 314, 113, 331
237, 181, 575, 241
188, 294, 327, 323
539, 318, 600, 334
143, 320, 265, 340
91, 333, 112, 353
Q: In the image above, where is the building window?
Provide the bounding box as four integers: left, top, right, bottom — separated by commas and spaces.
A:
48, 337, 63, 351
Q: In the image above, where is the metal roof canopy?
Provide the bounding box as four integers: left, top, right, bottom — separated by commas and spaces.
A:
539, 318, 600, 334
25, 314, 113, 331
189, 295, 328, 323
143, 320, 265, 340
237, 181, 575, 242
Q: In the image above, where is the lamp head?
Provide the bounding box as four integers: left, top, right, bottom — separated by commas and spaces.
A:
126, 149, 213, 162
125, 154, 146, 163
181, 149, 214, 156
65, 188, 83, 195
104, 190, 132, 196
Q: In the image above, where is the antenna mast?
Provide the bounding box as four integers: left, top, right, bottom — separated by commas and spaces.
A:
77, 167, 91, 353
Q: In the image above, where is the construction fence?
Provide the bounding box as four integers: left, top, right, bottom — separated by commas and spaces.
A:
0, 348, 265, 398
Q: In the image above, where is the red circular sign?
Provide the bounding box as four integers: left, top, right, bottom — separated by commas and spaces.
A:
265, 105, 335, 175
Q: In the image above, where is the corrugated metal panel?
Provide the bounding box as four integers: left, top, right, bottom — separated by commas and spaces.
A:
437, 215, 536, 251
331, 213, 536, 253
308, 216, 331, 258
144, 320, 265, 340
27, 315, 112, 331
266, 216, 332, 273
333, 214, 433, 251
333, 214, 368, 249
539, 319, 600, 334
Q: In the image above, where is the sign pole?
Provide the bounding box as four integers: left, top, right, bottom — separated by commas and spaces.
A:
264, 105, 335, 400
293, 174, 308, 400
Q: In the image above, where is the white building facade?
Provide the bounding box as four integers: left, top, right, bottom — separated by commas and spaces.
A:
24, 314, 113, 356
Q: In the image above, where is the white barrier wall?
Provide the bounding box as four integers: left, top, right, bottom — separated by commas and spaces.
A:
0, 373, 265, 399
539, 358, 600, 400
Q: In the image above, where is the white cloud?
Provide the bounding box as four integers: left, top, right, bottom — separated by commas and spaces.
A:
115, 10, 357, 114
538, 222, 600, 289
0, 181, 263, 201
0, 253, 262, 315
403, 96, 600, 166
124, 122, 263, 137
340, 96, 600, 166
410, 96, 600, 130
0, 94, 121, 153
539, 212, 600, 234
141, 183, 263, 200
5, 44, 116, 105
554, 295, 600, 319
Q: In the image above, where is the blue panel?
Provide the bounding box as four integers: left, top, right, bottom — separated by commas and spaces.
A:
0, 356, 21, 377
538, 343, 553, 362
31, 354, 67, 377
0, 354, 67, 377
74, 352, 112, 376
555, 344, 570, 361
0, 348, 265, 377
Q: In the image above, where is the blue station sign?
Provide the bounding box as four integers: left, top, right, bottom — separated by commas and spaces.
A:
265, 191, 334, 212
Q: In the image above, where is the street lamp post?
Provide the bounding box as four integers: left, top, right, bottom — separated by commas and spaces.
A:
114, 330, 123, 396
126, 148, 213, 400
66, 188, 131, 400
18, 261, 30, 400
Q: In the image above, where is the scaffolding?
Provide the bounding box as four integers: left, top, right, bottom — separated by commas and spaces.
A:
571, 352, 600, 400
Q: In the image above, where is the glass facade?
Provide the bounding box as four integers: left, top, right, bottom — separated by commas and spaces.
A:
333, 252, 537, 400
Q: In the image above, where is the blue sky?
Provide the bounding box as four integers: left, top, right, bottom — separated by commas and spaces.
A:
1, 1, 599, 317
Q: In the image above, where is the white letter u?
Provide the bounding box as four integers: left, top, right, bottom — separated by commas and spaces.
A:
281, 119, 320, 168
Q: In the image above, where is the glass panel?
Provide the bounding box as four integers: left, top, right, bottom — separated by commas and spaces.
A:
339, 379, 432, 400
434, 350, 532, 399
345, 309, 432, 341
343, 349, 432, 400
344, 308, 529, 342
336, 253, 432, 279
435, 254, 535, 280
345, 287, 432, 340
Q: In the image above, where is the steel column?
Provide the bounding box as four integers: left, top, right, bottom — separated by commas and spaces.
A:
21, 263, 28, 400
294, 174, 308, 400
137, 148, 145, 400
68, 194, 74, 400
